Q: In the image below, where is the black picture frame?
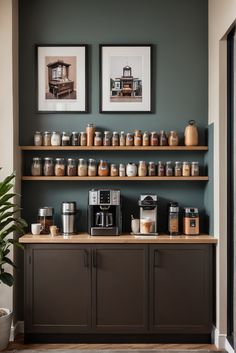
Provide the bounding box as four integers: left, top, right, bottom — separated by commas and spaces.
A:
99, 44, 153, 114
36, 44, 88, 114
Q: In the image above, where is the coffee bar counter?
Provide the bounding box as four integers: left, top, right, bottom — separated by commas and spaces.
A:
19, 233, 217, 244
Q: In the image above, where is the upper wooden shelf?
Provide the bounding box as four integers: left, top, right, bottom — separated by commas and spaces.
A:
19, 145, 208, 151
22, 176, 209, 181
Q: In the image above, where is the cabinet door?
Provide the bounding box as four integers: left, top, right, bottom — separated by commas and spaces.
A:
25, 244, 91, 334
149, 244, 213, 333
92, 245, 148, 333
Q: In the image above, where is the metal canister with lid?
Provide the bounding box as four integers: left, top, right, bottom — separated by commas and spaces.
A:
183, 208, 199, 235
168, 202, 179, 235
61, 202, 77, 235
38, 207, 54, 234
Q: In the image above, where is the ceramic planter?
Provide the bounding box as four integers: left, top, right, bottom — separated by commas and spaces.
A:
0, 308, 12, 351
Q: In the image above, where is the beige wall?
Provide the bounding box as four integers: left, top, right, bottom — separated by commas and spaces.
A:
208, 0, 236, 345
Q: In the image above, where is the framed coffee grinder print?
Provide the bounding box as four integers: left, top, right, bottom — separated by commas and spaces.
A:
37, 45, 88, 113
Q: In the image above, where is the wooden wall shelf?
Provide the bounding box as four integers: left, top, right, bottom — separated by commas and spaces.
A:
22, 176, 209, 181
19, 146, 208, 151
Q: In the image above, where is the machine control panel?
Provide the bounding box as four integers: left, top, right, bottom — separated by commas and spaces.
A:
89, 189, 120, 206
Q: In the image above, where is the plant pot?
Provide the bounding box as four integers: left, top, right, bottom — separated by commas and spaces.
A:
0, 308, 13, 351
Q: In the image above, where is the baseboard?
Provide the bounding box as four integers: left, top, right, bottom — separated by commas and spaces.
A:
213, 326, 230, 350
225, 338, 234, 353
10, 320, 24, 341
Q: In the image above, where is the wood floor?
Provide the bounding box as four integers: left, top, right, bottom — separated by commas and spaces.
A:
6, 335, 219, 351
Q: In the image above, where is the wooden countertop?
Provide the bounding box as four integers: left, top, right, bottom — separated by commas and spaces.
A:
19, 233, 217, 244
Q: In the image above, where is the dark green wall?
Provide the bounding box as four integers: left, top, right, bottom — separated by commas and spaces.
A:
19, 0, 209, 233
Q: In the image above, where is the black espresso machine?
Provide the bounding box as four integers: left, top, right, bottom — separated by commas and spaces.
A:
88, 189, 122, 235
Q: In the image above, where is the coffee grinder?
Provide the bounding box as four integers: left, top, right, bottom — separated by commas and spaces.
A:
88, 189, 122, 235
138, 195, 158, 234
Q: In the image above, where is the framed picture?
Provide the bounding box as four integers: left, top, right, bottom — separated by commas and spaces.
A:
37, 45, 88, 113
100, 44, 152, 113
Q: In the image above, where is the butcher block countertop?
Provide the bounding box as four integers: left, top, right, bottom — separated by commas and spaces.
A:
19, 233, 218, 244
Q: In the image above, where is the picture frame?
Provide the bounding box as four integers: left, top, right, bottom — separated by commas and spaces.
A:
100, 44, 152, 113
36, 44, 88, 113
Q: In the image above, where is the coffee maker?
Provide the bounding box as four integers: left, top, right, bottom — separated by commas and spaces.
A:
88, 189, 122, 235
138, 195, 158, 234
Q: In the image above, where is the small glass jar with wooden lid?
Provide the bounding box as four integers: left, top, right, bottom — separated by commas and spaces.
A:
134, 130, 142, 146
168, 131, 179, 146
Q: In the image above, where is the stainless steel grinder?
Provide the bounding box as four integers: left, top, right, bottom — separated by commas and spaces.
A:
61, 202, 77, 235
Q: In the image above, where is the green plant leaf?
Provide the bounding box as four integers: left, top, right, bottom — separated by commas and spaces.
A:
0, 272, 14, 286
0, 209, 21, 222
0, 203, 16, 214
2, 257, 16, 268
0, 194, 16, 207
0, 183, 14, 198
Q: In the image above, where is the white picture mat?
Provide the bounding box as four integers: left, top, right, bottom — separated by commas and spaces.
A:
38, 46, 86, 112
102, 46, 151, 112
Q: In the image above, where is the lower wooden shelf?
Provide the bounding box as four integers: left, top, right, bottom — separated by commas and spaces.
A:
22, 176, 209, 181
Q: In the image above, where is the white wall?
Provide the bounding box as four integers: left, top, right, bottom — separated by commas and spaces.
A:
208, 0, 236, 347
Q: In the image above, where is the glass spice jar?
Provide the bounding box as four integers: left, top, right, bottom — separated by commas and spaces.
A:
98, 160, 109, 176
134, 130, 142, 146
31, 157, 42, 176
166, 161, 173, 176
55, 158, 65, 176
119, 163, 126, 177
61, 132, 70, 146
191, 161, 199, 176
86, 123, 95, 146
78, 158, 88, 176
112, 132, 119, 146
103, 131, 111, 146
150, 132, 158, 146
34, 131, 42, 146
142, 131, 150, 146
126, 163, 137, 177
43, 157, 54, 176
110, 164, 118, 177
80, 132, 87, 146
126, 133, 134, 146
138, 161, 147, 177
120, 131, 126, 146
94, 131, 102, 146
157, 161, 165, 176
51, 131, 61, 146
67, 158, 77, 176
71, 132, 79, 146
88, 159, 97, 176
168, 131, 179, 146
148, 161, 156, 176
159, 130, 168, 146
182, 161, 191, 176
43, 132, 51, 146
175, 161, 182, 177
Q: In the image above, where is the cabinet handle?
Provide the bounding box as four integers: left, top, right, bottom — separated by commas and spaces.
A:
93, 250, 97, 268
84, 250, 89, 267
154, 250, 160, 267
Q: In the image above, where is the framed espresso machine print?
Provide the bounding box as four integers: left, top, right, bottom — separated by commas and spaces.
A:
37, 45, 88, 113
100, 44, 152, 113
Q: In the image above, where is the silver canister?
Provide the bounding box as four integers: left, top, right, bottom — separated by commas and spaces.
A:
61, 202, 77, 235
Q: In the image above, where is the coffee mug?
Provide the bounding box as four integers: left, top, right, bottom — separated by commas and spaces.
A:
131, 219, 140, 234
31, 223, 42, 235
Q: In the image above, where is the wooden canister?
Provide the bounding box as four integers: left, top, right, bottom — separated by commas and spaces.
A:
184, 120, 198, 146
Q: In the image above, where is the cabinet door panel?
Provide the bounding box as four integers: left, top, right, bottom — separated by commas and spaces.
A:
92, 245, 148, 332
150, 244, 212, 333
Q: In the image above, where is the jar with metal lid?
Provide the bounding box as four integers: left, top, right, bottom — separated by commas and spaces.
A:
174, 161, 182, 177
110, 164, 118, 177
120, 131, 126, 146
168, 131, 179, 146
148, 161, 156, 176
94, 131, 102, 146
157, 161, 165, 176
67, 158, 77, 176
51, 131, 61, 146
126, 133, 134, 146
61, 132, 70, 146
38, 207, 54, 234
166, 161, 173, 176
142, 131, 149, 146
31, 157, 42, 176
43, 158, 54, 176
182, 161, 191, 177
168, 202, 179, 235
55, 158, 65, 176
71, 132, 79, 146
191, 161, 199, 176
134, 130, 142, 146
88, 159, 97, 176
98, 160, 109, 176
126, 163, 137, 177
112, 132, 119, 146
34, 131, 42, 146
80, 132, 87, 146
103, 131, 111, 146
86, 123, 95, 146
159, 130, 168, 146
78, 158, 88, 176
138, 161, 147, 177
119, 163, 126, 177
150, 132, 158, 146
43, 132, 51, 146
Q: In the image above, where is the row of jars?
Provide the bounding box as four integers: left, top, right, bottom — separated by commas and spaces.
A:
31, 158, 200, 177
34, 130, 180, 147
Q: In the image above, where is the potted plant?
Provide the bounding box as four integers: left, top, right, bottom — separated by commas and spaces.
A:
0, 172, 27, 351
